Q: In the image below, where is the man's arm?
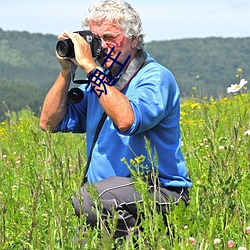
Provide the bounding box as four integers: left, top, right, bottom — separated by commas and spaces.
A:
40, 68, 71, 132
97, 80, 135, 132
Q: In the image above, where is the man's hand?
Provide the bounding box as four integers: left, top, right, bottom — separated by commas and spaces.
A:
62, 31, 96, 73
56, 33, 78, 71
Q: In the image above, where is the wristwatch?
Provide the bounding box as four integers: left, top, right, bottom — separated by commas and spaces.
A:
87, 66, 104, 79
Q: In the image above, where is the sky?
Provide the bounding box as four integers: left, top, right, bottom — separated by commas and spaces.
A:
1, 0, 250, 42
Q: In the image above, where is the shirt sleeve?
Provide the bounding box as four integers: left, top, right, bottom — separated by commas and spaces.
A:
119, 63, 180, 135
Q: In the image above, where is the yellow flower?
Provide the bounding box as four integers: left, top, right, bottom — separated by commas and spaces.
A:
237, 67, 243, 73
135, 157, 141, 164
130, 159, 135, 165
191, 103, 201, 109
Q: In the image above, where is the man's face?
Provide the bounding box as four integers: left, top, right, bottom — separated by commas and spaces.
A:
89, 20, 136, 74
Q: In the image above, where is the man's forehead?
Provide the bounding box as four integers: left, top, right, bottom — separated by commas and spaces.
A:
89, 19, 121, 32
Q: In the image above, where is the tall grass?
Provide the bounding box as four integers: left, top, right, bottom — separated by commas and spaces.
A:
0, 93, 249, 249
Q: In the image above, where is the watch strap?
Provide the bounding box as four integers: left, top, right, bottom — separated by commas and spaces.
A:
87, 67, 103, 79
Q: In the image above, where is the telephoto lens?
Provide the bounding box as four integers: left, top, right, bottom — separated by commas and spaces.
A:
56, 39, 75, 58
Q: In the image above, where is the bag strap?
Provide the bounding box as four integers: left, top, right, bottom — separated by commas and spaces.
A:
81, 52, 150, 186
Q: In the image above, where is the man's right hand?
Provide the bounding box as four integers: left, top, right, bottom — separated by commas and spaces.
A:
56, 33, 79, 71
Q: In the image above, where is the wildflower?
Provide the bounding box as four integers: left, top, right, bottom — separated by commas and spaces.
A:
191, 103, 201, 109
42, 213, 48, 221
20, 207, 25, 214
189, 237, 196, 246
12, 185, 18, 192
246, 226, 250, 235
130, 159, 135, 165
196, 180, 202, 185
244, 130, 250, 136
237, 67, 243, 73
135, 157, 141, 164
227, 79, 248, 93
219, 145, 224, 150
238, 247, 246, 250
214, 238, 221, 244
228, 240, 235, 248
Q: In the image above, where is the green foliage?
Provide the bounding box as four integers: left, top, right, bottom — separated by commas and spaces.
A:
0, 79, 46, 121
0, 93, 249, 249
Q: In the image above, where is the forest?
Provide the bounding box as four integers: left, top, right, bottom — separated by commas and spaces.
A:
0, 28, 249, 120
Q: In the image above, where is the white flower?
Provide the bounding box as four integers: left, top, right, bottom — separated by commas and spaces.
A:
227, 79, 248, 93
238, 247, 246, 250
214, 238, 221, 244
20, 207, 25, 214
244, 130, 250, 136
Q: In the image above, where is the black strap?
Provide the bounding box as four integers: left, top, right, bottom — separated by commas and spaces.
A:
81, 112, 107, 186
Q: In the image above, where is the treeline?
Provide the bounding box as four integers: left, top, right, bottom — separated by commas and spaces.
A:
0, 29, 60, 121
0, 28, 249, 121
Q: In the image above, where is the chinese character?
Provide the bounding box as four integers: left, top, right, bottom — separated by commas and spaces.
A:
87, 47, 131, 98
85, 68, 116, 97
102, 47, 131, 77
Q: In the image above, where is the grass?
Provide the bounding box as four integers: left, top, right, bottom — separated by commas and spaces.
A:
0, 92, 249, 249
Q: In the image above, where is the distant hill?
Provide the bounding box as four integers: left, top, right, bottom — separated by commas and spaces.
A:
0, 29, 60, 88
0, 28, 249, 120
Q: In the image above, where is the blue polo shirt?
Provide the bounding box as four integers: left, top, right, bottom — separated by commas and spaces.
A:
57, 53, 192, 188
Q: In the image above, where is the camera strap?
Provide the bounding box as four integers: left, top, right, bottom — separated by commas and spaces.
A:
81, 50, 150, 186
81, 111, 107, 185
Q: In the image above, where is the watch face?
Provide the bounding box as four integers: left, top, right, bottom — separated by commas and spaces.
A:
87, 67, 104, 79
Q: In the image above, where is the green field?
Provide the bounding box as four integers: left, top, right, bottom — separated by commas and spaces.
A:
0, 90, 249, 249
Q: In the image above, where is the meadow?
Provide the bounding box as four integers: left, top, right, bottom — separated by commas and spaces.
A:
0, 89, 249, 249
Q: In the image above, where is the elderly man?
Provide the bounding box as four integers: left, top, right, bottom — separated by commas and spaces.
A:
40, 0, 192, 242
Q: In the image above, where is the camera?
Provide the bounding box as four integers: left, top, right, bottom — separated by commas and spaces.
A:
56, 30, 103, 58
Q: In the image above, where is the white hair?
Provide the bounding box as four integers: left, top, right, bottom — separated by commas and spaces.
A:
82, 0, 145, 49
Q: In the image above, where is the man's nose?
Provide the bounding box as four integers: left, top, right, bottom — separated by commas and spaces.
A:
101, 39, 109, 49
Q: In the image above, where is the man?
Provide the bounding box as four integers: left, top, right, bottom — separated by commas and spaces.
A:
40, 0, 192, 242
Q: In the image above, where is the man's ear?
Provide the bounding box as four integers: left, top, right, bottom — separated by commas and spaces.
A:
131, 36, 139, 49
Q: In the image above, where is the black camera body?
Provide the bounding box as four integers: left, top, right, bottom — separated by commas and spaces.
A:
56, 30, 103, 58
